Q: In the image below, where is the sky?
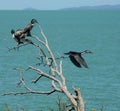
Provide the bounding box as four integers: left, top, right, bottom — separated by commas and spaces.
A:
0, 0, 120, 10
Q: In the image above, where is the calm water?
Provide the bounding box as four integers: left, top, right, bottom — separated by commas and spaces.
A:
0, 10, 120, 111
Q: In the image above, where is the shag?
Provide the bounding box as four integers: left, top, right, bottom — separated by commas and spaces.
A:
23, 18, 38, 37
64, 50, 92, 68
11, 29, 34, 45
11, 29, 25, 45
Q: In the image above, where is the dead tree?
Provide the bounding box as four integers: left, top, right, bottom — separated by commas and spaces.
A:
4, 24, 85, 111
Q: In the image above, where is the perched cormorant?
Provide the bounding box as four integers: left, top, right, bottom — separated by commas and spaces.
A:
23, 19, 38, 37
11, 29, 34, 45
64, 50, 92, 68
11, 29, 25, 45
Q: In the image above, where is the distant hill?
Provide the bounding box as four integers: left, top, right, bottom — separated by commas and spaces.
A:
23, 5, 120, 11
61, 4, 120, 10
24, 7, 37, 10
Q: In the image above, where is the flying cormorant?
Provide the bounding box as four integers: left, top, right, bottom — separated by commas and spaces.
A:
64, 50, 92, 68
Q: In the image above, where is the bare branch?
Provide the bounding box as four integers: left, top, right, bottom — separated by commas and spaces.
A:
8, 43, 30, 51
36, 56, 45, 66
13, 68, 32, 91
32, 35, 45, 45
27, 66, 63, 92
38, 24, 48, 44
37, 25, 58, 69
36, 55, 67, 67
3, 89, 57, 96
3, 68, 60, 96
32, 75, 43, 83
34, 44, 47, 57
59, 61, 63, 76
51, 80, 62, 92
28, 66, 60, 83
3, 91, 30, 96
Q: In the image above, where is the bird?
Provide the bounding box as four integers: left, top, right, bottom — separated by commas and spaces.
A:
23, 18, 38, 37
64, 50, 92, 68
11, 29, 34, 45
11, 29, 25, 45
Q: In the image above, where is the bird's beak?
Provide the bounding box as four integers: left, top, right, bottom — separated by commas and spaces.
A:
86, 50, 93, 54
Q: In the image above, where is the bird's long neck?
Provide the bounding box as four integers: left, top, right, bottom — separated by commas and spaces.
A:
81, 51, 86, 55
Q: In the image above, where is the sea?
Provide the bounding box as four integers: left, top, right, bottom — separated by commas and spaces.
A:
0, 10, 120, 111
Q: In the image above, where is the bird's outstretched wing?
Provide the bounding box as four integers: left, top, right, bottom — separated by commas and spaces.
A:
69, 55, 81, 67
77, 54, 88, 68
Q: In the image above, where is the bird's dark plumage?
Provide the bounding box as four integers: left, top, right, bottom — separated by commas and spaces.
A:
23, 19, 38, 36
11, 29, 25, 45
11, 29, 34, 45
64, 50, 92, 68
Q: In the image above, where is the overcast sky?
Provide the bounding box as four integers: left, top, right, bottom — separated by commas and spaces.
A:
0, 0, 120, 10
